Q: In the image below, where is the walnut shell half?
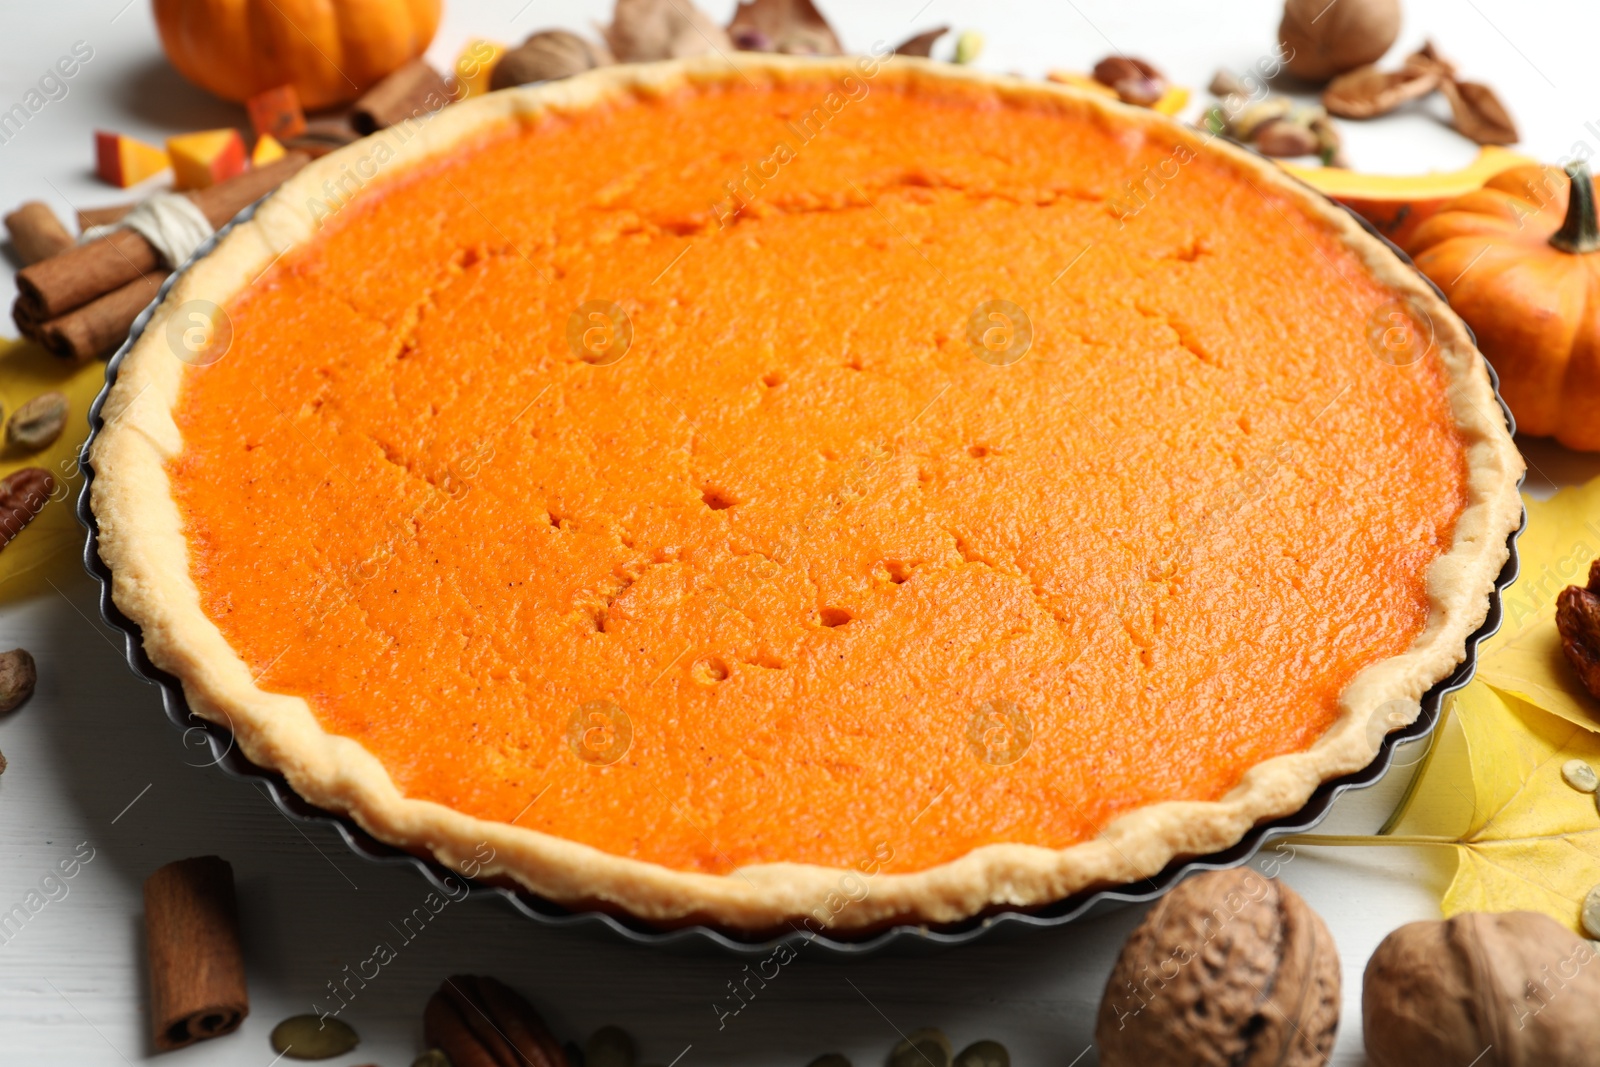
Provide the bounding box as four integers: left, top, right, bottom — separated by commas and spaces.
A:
1096, 868, 1339, 1067
1364, 911, 1600, 1067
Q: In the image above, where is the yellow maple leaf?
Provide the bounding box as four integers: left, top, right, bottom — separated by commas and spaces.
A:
0, 337, 110, 601
1477, 476, 1600, 730
1321, 682, 1600, 933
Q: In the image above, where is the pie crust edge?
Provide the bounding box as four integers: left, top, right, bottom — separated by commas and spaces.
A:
88, 55, 1525, 932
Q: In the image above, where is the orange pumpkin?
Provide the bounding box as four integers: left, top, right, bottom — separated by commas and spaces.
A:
153, 0, 442, 111
1407, 162, 1600, 451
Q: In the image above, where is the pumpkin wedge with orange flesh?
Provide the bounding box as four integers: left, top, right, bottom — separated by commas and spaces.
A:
1283, 146, 1533, 248
1408, 162, 1600, 451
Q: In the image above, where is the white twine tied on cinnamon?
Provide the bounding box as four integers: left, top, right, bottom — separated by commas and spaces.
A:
80, 192, 215, 269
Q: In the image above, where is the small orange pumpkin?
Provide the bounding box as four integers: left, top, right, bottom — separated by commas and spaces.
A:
1407, 162, 1600, 451
153, 0, 442, 111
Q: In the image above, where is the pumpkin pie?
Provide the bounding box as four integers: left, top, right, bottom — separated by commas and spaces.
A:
90, 56, 1523, 932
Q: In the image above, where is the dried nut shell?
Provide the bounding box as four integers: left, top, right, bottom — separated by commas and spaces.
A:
270, 1014, 359, 1059
0, 648, 37, 714
1323, 64, 1443, 119
1231, 97, 1293, 141
491, 30, 613, 89
1365, 911, 1600, 1066
603, 0, 734, 62
953, 1040, 1009, 1067
888, 1029, 952, 1067
1563, 759, 1599, 792
727, 0, 843, 56
6, 391, 68, 451
1279, 0, 1401, 83
586, 1025, 637, 1067
1439, 77, 1520, 146
1096, 868, 1339, 1067
1253, 119, 1322, 158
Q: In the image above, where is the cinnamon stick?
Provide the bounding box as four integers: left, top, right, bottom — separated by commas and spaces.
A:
36, 270, 169, 363
281, 116, 360, 159
78, 203, 135, 230
143, 856, 249, 1052
352, 59, 451, 134
15, 152, 309, 320
4, 202, 73, 264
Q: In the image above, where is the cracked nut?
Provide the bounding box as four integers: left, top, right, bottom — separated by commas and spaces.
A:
1096, 868, 1339, 1067
1365, 911, 1600, 1066
424, 974, 568, 1067
1557, 558, 1600, 698
1092, 55, 1168, 107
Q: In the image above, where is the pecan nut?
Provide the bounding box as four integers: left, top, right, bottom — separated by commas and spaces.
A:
423, 975, 568, 1067
1557, 558, 1600, 699
0, 467, 55, 551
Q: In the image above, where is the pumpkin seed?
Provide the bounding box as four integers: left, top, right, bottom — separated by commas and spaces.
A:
953, 1041, 1009, 1067
1562, 759, 1599, 793
586, 1025, 638, 1067
888, 1028, 952, 1067
269, 1014, 359, 1060
412, 1051, 453, 1067
809, 1056, 852, 1067
5, 391, 68, 452
1583, 884, 1600, 940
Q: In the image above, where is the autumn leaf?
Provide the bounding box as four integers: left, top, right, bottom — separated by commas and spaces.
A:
1384, 683, 1600, 931
1477, 475, 1600, 731
0, 336, 106, 600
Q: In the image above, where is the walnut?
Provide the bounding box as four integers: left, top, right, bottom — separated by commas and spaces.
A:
1278, 0, 1400, 84
1557, 558, 1600, 698
490, 31, 613, 90
1364, 911, 1600, 1066
1095, 868, 1339, 1067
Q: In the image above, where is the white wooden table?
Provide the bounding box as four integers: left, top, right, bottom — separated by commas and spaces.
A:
2, 1, 1598, 1063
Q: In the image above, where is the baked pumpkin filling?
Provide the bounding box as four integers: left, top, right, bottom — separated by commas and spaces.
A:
168, 77, 1467, 877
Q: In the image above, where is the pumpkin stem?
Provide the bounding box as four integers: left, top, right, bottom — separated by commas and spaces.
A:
1550, 161, 1600, 254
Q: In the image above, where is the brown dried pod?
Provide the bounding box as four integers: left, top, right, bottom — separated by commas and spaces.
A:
491, 31, 613, 90
602, 0, 734, 63
1323, 63, 1444, 119
1439, 77, 1520, 145
1096, 868, 1340, 1067
1279, 0, 1401, 83
1364, 911, 1600, 1066
424, 974, 568, 1067
727, 0, 843, 56
1557, 558, 1600, 698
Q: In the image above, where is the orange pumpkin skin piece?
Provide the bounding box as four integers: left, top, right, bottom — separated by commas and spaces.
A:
1408, 165, 1600, 451
153, 0, 441, 111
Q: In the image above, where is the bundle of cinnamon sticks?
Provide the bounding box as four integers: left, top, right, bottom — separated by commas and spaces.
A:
4, 58, 455, 364
5, 153, 309, 363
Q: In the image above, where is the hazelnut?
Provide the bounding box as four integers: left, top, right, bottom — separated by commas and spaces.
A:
1096, 868, 1339, 1067
490, 30, 613, 90
1364, 911, 1600, 1066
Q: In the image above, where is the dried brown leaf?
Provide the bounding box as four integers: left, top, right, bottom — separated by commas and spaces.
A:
602, 0, 733, 62
891, 26, 949, 58
1323, 63, 1442, 119
726, 0, 842, 55
1439, 78, 1520, 145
